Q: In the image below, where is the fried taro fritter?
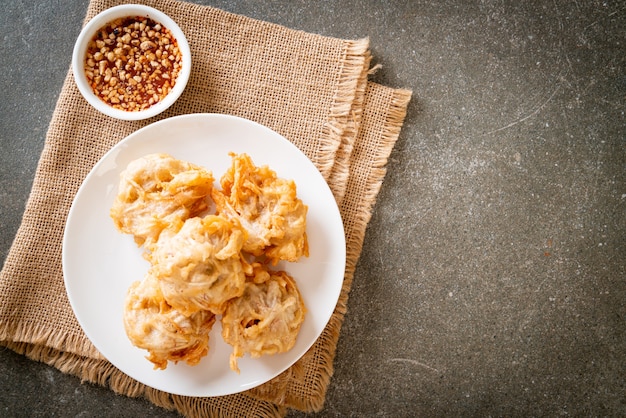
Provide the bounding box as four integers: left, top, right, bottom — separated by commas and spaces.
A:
211, 153, 309, 265
149, 215, 249, 316
123, 274, 216, 370
110, 153, 214, 248
114, 152, 312, 372
221, 263, 307, 373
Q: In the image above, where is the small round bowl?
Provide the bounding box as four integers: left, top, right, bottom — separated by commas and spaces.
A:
72, 4, 191, 120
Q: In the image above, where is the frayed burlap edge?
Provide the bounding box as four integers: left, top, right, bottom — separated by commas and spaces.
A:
326, 50, 372, 205
316, 37, 370, 181
0, 321, 104, 362
2, 340, 285, 418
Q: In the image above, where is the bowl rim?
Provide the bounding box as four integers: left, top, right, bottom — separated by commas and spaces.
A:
71, 4, 191, 121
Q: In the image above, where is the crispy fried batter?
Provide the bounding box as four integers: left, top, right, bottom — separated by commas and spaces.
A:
221, 263, 306, 373
211, 153, 309, 265
115, 152, 311, 372
110, 153, 214, 249
123, 274, 216, 370
149, 215, 249, 316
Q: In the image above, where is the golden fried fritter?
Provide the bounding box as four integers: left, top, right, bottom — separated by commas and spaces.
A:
110, 153, 214, 248
115, 152, 311, 372
149, 215, 249, 316
123, 274, 216, 370
221, 263, 306, 373
211, 153, 309, 265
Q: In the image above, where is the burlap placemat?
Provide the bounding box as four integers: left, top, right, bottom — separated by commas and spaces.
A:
0, 0, 411, 416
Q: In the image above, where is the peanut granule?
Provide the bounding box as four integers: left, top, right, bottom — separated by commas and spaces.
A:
84, 16, 182, 112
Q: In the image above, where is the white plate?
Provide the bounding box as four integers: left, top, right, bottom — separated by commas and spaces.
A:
62, 113, 346, 397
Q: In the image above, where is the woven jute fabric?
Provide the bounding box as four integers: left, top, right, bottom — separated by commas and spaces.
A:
0, 0, 411, 416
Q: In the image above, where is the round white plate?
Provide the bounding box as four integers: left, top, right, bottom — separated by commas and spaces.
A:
62, 113, 346, 397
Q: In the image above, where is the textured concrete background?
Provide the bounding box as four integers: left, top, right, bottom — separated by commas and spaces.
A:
1, 1, 624, 416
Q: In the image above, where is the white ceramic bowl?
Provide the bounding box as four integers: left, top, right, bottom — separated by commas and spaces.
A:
72, 4, 191, 120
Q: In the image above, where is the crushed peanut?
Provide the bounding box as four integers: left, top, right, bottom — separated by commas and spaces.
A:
84, 16, 182, 112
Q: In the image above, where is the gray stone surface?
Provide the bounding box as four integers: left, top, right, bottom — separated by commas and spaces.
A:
1, 0, 624, 416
